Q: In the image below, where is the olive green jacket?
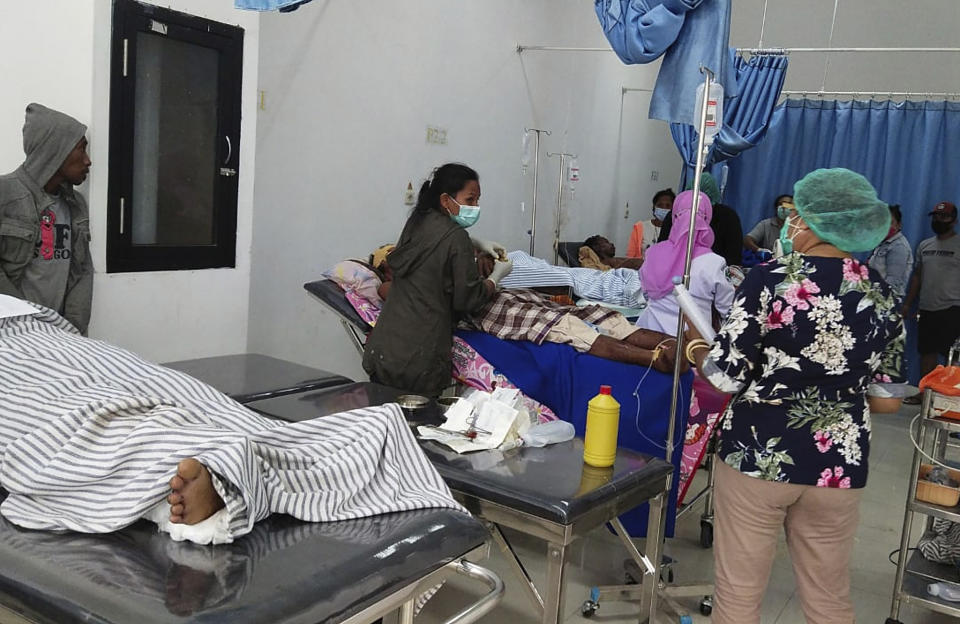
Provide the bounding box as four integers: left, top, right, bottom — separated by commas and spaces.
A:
363, 210, 491, 396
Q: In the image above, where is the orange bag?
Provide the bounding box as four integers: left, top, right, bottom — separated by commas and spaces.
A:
919, 365, 960, 396
920, 366, 960, 420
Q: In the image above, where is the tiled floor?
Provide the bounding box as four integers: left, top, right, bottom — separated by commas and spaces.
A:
417, 405, 960, 623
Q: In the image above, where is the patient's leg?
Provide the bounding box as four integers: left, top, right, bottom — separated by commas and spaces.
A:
592, 318, 684, 373
167, 458, 225, 524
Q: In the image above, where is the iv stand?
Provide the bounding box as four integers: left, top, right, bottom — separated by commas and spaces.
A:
524, 128, 551, 255
584, 66, 716, 624
546, 151, 576, 265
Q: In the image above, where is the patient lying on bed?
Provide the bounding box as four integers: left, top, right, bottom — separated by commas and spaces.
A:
0, 299, 462, 545
335, 251, 680, 372
372, 272, 680, 372
464, 288, 681, 373
578, 235, 643, 270
497, 250, 645, 309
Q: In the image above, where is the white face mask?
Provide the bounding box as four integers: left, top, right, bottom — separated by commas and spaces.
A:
653, 207, 670, 221
779, 215, 804, 254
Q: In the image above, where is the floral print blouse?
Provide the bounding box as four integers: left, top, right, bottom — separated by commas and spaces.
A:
701, 254, 905, 488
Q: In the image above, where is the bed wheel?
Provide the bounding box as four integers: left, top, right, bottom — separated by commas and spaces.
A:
699, 595, 713, 616
700, 519, 714, 549
581, 599, 598, 617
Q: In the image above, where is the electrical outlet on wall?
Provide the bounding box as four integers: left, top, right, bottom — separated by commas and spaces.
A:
650, 170, 659, 181
624, 202, 630, 219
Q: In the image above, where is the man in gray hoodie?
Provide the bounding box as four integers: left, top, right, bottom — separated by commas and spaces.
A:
0, 103, 93, 333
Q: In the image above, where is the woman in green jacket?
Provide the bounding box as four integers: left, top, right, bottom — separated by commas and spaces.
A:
363, 163, 512, 396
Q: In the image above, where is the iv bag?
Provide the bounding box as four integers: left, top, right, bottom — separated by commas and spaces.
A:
694, 82, 724, 145
521, 131, 533, 174
568, 158, 580, 183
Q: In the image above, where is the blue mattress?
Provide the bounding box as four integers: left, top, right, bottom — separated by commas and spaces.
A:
455, 330, 692, 536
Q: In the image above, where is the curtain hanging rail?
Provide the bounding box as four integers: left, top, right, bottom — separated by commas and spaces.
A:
738, 46, 960, 54
781, 90, 960, 98
518, 45, 960, 55
516, 45, 610, 53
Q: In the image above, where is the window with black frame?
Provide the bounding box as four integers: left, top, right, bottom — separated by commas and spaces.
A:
108, 0, 243, 272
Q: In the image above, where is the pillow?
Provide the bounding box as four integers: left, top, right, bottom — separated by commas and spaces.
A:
323, 260, 382, 303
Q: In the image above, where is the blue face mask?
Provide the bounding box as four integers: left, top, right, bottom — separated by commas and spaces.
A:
653, 207, 670, 221
448, 197, 480, 228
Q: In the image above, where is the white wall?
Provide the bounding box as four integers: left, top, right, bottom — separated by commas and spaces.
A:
248, 0, 681, 380
730, 0, 960, 95
0, 0, 259, 363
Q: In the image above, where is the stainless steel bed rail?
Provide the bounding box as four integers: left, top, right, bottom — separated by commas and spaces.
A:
395, 558, 504, 624
441, 560, 506, 624
341, 543, 502, 624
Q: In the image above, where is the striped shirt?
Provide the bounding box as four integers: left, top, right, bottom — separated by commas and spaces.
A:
0, 306, 462, 541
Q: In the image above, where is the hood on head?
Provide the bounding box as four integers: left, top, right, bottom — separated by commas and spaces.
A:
22, 103, 87, 189
388, 212, 461, 278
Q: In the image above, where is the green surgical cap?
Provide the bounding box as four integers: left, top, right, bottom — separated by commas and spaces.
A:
686, 172, 721, 206
792, 168, 889, 253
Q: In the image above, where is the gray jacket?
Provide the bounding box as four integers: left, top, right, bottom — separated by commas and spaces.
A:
0, 104, 93, 333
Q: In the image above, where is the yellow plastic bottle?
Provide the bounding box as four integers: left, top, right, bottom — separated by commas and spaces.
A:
583, 385, 620, 467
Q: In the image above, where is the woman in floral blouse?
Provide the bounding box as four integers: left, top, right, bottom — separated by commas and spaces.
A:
685, 168, 906, 624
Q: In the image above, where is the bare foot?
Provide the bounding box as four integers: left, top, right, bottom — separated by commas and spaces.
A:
167, 458, 225, 524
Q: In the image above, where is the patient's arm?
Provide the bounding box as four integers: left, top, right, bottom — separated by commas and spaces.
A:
378, 280, 392, 300
604, 257, 643, 270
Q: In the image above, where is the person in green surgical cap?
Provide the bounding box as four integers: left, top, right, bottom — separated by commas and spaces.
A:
657, 172, 745, 267
683, 168, 906, 624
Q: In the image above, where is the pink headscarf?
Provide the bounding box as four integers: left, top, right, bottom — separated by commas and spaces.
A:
640, 191, 714, 300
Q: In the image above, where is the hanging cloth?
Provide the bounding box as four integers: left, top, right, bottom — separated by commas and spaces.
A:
594, 0, 702, 64
648, 0, 736, 124
671, 50, 789, 187
594, 0, 735, 125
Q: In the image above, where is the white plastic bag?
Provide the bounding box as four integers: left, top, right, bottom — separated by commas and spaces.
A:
521, 420, 575, 448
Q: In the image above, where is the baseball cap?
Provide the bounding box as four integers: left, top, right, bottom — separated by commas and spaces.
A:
929, 201, 957, 217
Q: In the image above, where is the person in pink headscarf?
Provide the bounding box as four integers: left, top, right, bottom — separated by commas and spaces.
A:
636, 190, 735, 334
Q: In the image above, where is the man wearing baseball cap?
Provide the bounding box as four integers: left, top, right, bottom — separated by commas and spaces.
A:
903, 201, 960, 403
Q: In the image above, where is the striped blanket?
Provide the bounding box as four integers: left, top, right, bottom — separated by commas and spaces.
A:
0, 306, 463, 542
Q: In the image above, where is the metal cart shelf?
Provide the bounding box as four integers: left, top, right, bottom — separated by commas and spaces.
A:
888, 379, 960, 623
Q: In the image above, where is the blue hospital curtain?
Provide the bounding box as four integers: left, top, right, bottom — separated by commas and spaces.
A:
648, 0, 734, 125
671, 51, 789, 188
724, 98, 960, 383
594, 0, 702, 64
594, 0, 734, 124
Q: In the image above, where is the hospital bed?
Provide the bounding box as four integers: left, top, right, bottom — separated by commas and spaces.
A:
0, 355, 504, 624
0, 491, 501, 624
163, 353, 352, 403
556, 242, 582, 267
246, 381, 675, 624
